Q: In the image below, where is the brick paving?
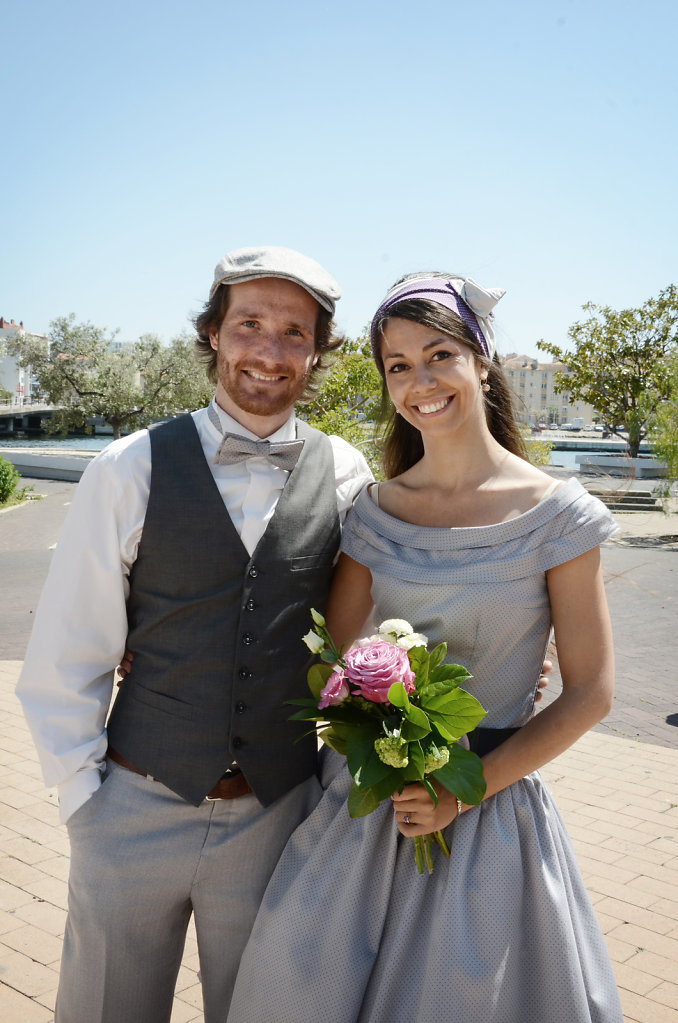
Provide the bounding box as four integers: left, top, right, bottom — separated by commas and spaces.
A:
1, 479, 677, 1021
2, 659, 676, 1023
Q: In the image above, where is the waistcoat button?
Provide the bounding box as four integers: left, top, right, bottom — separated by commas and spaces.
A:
242, 633, 254, 646
238, 668, 250, 680
245, 598, 256, 611
232, 736, 243, 749
235, 701, 246, 714
248, 566, 258, 578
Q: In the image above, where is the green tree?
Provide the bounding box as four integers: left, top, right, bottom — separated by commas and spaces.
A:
157, 330, 214, 414
300, 334, 383, 475
537, 286, 678, 458
650, 351, 678, 479
7, 316, 212, 440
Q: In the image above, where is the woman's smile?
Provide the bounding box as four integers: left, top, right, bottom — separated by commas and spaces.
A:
412, 396, 453, 416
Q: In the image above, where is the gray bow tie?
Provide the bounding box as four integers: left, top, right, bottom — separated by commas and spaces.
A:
215, 432, 305, 472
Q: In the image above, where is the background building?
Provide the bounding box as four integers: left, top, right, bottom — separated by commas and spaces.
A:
0, 317, 47, 406
501, 353, 600, 427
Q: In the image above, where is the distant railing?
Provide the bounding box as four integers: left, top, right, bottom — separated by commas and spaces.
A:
0, 398, 52, 410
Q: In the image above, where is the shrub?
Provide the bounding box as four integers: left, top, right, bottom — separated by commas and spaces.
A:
522, 429, 554, 468
0, 455, 22, 503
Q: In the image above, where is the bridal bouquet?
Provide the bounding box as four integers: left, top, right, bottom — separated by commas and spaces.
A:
292, 610, 487, 874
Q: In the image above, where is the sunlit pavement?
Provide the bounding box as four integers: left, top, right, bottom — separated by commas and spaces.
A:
1, 480, 677, 1022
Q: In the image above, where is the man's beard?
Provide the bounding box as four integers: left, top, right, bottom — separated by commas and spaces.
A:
217, 349, 313, 418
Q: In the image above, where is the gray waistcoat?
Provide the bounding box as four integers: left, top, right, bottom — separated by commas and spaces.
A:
106, 414, 340, 806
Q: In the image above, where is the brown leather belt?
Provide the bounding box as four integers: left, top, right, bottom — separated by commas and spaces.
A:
107, 747, 252, 800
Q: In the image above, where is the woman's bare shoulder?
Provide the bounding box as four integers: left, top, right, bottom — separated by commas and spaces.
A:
502, 455, 564, 503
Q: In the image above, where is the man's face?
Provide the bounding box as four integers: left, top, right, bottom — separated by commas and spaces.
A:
209, 278, 319, 437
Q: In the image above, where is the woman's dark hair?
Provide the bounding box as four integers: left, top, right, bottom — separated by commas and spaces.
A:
372, 289, 527, 479
193, 283, 345, 401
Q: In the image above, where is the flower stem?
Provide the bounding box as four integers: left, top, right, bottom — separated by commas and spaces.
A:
412, 830, 450, 875
432, 829, 450, 857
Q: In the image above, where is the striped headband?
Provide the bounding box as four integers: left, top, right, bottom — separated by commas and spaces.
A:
370, 275, 505, 368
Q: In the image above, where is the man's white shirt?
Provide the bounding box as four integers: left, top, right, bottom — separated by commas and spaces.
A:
16, 401, 372, 823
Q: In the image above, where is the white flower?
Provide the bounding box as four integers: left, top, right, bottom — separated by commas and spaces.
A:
302, 630, 325, 654
377, 619, 415, 641
395, 632, 428, 650
310, 608, 326, 627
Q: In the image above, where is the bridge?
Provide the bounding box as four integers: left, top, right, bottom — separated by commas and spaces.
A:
0, 403, 78, 438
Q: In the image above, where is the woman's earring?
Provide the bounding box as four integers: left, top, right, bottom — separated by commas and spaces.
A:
480, 378, 491, 393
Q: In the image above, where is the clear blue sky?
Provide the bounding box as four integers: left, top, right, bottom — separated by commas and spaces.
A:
3, 0, 676, 358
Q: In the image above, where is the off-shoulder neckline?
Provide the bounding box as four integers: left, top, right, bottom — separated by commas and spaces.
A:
354, 477, 589, 549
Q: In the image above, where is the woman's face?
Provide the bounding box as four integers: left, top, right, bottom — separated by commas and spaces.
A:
380, 317, 487, 439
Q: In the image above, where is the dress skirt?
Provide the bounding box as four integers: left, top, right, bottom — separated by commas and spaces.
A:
227, 749, 622, 1023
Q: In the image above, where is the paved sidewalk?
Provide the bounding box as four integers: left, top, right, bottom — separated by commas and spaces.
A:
1, 658, 677, 1022
1, 481, 677, 1021
0, 661, 204, 1023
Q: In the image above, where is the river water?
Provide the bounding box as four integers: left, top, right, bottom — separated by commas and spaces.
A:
0, 435, 593, 468
0, 437, 110, 451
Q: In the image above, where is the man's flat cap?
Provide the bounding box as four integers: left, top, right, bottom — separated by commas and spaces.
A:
209, 245, 341, 315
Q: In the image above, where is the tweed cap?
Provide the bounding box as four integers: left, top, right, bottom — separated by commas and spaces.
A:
209, 246, 341, 315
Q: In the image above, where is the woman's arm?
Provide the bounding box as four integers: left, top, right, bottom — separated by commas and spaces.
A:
325, 553, 375, 650
393, 545, 614, 834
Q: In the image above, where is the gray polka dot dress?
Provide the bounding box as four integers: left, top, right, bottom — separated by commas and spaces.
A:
227, 478, 623, 1023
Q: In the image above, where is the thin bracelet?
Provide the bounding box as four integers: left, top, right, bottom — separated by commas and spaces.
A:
456, 797, 463, 818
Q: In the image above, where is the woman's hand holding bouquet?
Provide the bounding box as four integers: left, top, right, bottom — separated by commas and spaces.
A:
293, 611, 487, 874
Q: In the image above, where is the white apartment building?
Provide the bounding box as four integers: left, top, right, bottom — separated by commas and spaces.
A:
0, 318, 41, 405
501, 353, 600, 427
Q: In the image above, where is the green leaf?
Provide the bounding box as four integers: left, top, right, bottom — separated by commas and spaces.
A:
346, 730, 384, 783
400, 715, 432, 741
423, 689, 486, 741
405, 701, 430, 726
387, 681, 410, 709
428, 643, 447, 672
321, 699, 386, 727
401, 702, 432, 740
347, 782, 381, 818
407, 646, 429, 685
355, 757, 393, 789
290, 725, 323, 745
402, 741, 425, 781
287, 706, 326, 722
422, 775, 438, 808
432, 745, 487, 805
427, 663, 473, 687
319, 726, 347, 756
307, 663, 334, 701
346, 772, 400, 817
371, 772, 404, 803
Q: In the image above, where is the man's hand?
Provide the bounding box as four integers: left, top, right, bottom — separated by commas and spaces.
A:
535, 658, 553, 703
116, 649, 134, 686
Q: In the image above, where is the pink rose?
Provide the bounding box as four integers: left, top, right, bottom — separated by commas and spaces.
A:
343, 640, 415, 704
318, 669, 350, 710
